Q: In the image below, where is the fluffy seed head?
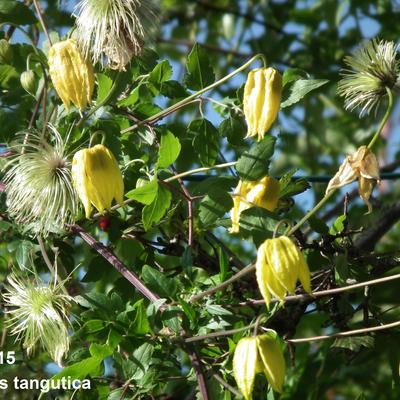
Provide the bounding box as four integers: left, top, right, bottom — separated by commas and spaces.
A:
338, 39, 399, 116
3, 274, 72, 366
3, 127, 78, 237
73, 0, 158, 70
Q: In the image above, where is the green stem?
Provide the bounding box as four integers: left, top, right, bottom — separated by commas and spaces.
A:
120, 54, 266, 135
286, 191, 334, 236
164, 161, 237, 183
367, 87, 394, 149
78, 73, 123, 127
287, 87, 394, 236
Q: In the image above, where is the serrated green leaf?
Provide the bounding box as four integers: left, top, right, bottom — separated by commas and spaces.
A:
190, 118, 219, 166
281, 79, 329, 108
282, 68, 308, 87
156, 129, 181, 169
142, 265, 177, 299
125, 179, 159, 205
184, 43, 215, 90
235, 136, 276, 181
142, 185, 172, 230
149, 60, 172, 88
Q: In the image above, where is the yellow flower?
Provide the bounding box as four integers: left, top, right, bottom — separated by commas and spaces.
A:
230, 176, 280, 233
256, 236, 311, 306
233, 332, 286, 399
326, 146, 380, 213
48, 39, 95, 110
243, 67, 282, 141
71, 144, 124, 218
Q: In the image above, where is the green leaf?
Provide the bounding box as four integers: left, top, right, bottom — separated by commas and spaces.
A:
156, 129, 181, 169
142, 185, 172, 230
149, 60, 173, 88
235, 136, 276, 181
279, 170, 310, 198
190, 119, 219, 166
141, 265, 177, 298
125, 179, 159, 205
128, 343, 154, 380
219, 114, 246, 146
199, 191, 233, 227
332, 336, 374, 352
0, 0, 36, 25
96, 73, 113, 103
282, 68, 308, 87
160, 80, 189, 99
330, 214, 347, 235
0, 65, 18, 89
239, 207, 279, 234
218, 246, 229, 282
281, 79, 329, 108
184, 43, 215, 90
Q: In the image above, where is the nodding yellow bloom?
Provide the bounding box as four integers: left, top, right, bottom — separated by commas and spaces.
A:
71, 144, 124, 218
230, 176, 280, 233
243, 67, 282, 141
256, 236, 311, 306
233, 332, 286, 399
48, 39, 95, 110
326, 146, 380, 213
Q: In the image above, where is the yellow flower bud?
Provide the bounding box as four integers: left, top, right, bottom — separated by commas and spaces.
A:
48, 39, 95, 110
326, 146, 380, 213
233, 332, 286, 398
243, 67, 282, 141
256, 236, 311, 306
230, 176, 280, 233
71, 144, 124, 218
233, 337, 260, 400
256, 332, 286, 393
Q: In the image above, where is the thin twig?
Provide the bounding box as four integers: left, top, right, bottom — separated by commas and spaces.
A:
287, 319, 400, 344
235, 271, 400, 307
69, 224, 161, 305
189, 263, 255, 303
32, 0, 52, 45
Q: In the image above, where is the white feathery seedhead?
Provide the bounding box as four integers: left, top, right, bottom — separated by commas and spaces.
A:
3, 274, 72, 366
3, 127, 78, 237
73, 0, 158, 70
338, 39, 399, 116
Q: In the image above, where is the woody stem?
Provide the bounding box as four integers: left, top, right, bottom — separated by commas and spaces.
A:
120, 54, 267, 135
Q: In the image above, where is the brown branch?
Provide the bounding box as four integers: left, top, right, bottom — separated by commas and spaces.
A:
69, 224, 161, 304
187, 346, 209, 400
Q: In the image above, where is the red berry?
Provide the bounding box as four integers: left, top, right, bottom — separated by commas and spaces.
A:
98, 216, 110, 231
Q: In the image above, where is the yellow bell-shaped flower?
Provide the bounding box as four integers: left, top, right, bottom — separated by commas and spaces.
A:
71, 144, 124, 218
230, 176, 280, 233
256, 236, 311, 306
233, 332, 286, 399
243, 67, 282, 141
48, 39, 95, 110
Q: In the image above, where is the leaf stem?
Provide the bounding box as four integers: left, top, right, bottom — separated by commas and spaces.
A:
367, 87, 394, 149
120, 54, 266, 135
